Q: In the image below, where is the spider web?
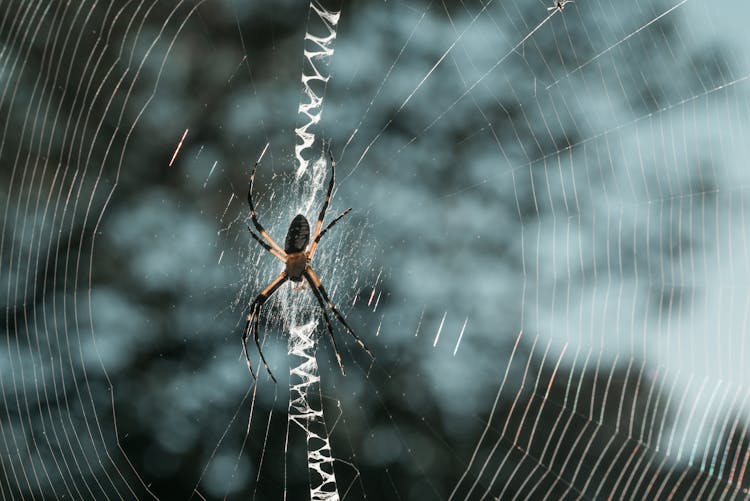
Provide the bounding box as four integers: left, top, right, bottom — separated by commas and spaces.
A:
2, 0, 750, 500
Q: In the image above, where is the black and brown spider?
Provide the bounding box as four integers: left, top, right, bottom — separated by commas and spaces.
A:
547, 0, 573, 12
243, 151, 373, 382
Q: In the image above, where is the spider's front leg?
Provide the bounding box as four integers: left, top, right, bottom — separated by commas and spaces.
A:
241, 305, 260, 379
305, 267, 374, 360
242, 271, 288, 382
304, 273, 347, 375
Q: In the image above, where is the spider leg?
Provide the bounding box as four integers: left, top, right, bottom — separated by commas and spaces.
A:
247, 225, 285, 261
304, 267, 374, 359
241, 319, 257, 380
248, 161, 286, 256
242, 271, 287, 382
253, 309, 277, 383
242, 309, 259, 379
307, 207, 352, 259
304, 273, 346, 375
310, 149, 337, 244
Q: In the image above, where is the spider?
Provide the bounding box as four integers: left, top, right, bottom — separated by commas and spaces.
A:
547, 0, 573, 12
242, 150, 373, 382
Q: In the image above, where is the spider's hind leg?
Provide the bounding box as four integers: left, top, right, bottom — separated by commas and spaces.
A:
307, 207, 352, 260
248, 160, 286, 255
247, 225, 285, 262
310, 149, 337, 244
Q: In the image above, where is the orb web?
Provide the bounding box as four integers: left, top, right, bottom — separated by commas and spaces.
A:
2, 0, 750, 499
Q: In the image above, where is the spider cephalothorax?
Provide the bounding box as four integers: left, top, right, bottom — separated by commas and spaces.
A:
243, 151, 373, 382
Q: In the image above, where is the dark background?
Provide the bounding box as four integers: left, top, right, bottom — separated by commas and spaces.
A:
2, 0, 750, 499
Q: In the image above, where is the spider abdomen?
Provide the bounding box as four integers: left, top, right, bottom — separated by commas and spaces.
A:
285, 252, 307, 282
285, 214, 310, 253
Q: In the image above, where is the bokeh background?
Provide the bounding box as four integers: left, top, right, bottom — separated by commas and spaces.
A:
2, 0, 750, 499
